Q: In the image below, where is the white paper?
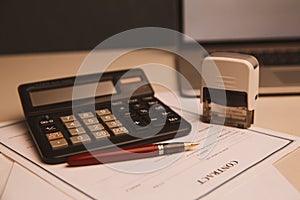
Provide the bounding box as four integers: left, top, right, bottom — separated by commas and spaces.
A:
1, 162, 73, 200
0, 92, 298, 199
220, 166, 300, 200
0, 153, 14, 196
0, 114, 297, 199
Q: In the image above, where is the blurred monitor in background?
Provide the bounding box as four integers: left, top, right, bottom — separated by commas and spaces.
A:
178, 0, 300, 96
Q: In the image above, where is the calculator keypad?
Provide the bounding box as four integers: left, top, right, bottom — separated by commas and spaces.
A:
49, 138, 68, 150
87, 124, 105, 132
92, 130, 110, 140
82, 117, 99, 125
78, 112, 94, 119
64, 120, 81, 129
96, 109, 111, 116
46, 131, 64, 141
70, 134, 91, 145
111, 127, 129, 135
68, 127, 86, 136
39, 96, 182, 152
20, 69, 192, 164
60, 115, 76, 122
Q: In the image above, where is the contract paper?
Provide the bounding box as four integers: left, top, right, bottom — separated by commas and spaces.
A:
220, 165, 300, 200
0, 109, 296, 200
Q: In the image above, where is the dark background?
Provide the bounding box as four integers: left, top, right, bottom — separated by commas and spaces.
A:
0, 0, 180, 54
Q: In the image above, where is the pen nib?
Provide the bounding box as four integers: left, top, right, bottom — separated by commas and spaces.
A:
184, 142, 199, 150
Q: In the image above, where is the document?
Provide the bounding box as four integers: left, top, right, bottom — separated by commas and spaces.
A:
220, 166, 300, 200
1, 162, 73, 200
0, 111, 297, 200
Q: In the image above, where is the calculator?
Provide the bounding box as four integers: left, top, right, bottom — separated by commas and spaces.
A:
18, 69, 191, 164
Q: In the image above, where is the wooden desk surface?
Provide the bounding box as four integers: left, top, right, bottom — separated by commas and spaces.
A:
0, 50, 299, 192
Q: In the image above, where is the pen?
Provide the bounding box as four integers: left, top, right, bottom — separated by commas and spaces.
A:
67, 142, 199, 166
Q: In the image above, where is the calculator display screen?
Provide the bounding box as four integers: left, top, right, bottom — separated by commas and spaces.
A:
30, 81, 116, 107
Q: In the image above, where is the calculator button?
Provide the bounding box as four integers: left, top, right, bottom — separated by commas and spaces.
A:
39, 118, 54, 126
160, 111, 172, 117
88, 124, 105, 132
128, 118, 148, 130
46, 131, 64, 141
142, 96, 154, 101
83, 117, 99, 125
111, 127, 129, 135
149, 117, 165, 127
100, 114, 116, 122
78, 112, 94, 119
70, 134, 91, 145
147, 100, 159, 105
106, 120, 122, 129
60, 115, 76, 122
49, 138, 68, 150
149, 106, 170, 117
130, 103, 143, 110
129, 98, 138, 103
42, 125, 59, 133
64, 121, 81, 129
121, 109, 135, 118
92, 130, 110, 140
153, 105, 165, 111
167, 116, 181, 123
68, 127, 86, 136
96, 109, 111, 116
138, 108, 149, 115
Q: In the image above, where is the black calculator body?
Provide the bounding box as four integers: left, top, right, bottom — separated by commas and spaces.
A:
18, 69, 191, 164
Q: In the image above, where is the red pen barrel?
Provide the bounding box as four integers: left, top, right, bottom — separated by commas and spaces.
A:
67, 144, 159, 166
